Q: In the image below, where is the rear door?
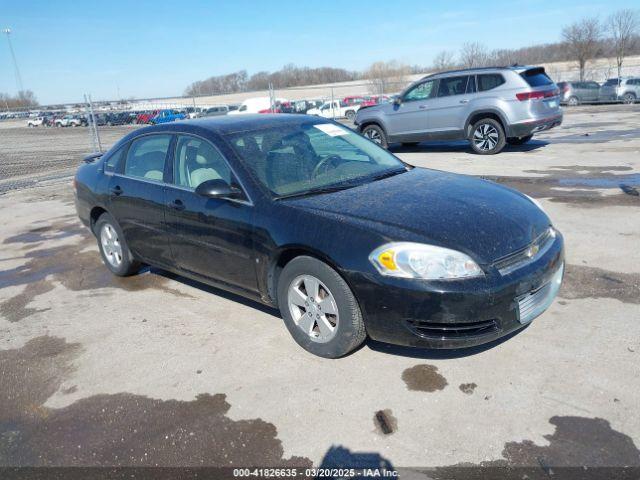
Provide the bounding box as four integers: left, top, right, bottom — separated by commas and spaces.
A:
386, 78, 437, 140
164, 134, 258, 293
106, 134, 173, 265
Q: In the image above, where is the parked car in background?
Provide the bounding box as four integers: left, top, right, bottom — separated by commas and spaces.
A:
183, 107, 203, 119
280, 99, 323, 114
136, 110, 159, 124
75, 114, 564, 358
55, 114, 84, 127
27, 116, 45, 127
307, 100, 360, 121
149, 109, 187, 124
599, 77, 640, 104
229, 97, 286, 115
557, 81, 601, 106
342, 96, 367, 106
356, 66, 562, 154
360, 95, 391, 107
105, 112, 136, 126
201, 105, 229, 117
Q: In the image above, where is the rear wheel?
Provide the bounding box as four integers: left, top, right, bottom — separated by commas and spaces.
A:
361, 124, 388, 149
567, 96, 579, 106
277, 256, 366, 358
622, 93, 636, 104
507, 134, 533, 146
345, 110, 356, 122
94, 213, 141, 277
469, 118, 506, 155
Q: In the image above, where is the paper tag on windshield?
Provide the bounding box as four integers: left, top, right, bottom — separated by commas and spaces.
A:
314, 124, 349, 137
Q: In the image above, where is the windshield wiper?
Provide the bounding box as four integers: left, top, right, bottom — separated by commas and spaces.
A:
275, 183, 359, 200
367, 168, 407, 182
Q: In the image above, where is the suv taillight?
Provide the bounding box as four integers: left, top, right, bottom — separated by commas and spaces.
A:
516, 89, 559, 101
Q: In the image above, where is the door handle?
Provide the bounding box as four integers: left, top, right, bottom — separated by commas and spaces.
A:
110, 185, 123, 195
168, 199, 185, 211
459, 99, 469, 104
418, 105, 428, 110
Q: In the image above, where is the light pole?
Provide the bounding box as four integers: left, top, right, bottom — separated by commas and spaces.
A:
3, 28, 25, 93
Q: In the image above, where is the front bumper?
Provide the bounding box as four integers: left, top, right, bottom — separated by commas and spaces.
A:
348, 233, 565, 349
509, 114, 562, 138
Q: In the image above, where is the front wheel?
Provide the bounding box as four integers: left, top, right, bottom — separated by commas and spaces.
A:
567, 96, 579, 106
94, 213, 141, 276
469, 118, 506, 154
345, 110, 356, 122
277, 256, 366, 358
622, 93, 636, 104
361, 124, 388, 149
507, 134, 533, 146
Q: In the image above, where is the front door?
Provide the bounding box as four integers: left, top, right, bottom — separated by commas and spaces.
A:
386, 78, 437, 141
107, 134, 173, 265
425, 75, 471, 134
164, 134, 258, 294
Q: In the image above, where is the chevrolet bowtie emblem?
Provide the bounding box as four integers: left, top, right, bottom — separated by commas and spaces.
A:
526, 244, 540, 258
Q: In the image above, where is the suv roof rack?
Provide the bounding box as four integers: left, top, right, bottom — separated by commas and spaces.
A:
422, 64, 534, 80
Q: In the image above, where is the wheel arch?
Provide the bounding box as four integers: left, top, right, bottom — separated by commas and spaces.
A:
89, 206, 109, 234
465, 109, 509, 137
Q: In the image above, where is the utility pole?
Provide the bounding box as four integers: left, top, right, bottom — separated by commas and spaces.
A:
3, 28, 24, 93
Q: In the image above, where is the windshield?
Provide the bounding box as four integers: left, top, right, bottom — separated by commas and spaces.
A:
225, 121, 406, 197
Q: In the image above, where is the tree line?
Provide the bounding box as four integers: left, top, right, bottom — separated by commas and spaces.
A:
0, 90, 38, 109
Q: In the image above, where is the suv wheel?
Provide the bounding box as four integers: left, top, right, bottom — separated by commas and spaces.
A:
94, 213, 141, 276
507, 134, 533, 146
567, 96, 579, 106
622, 93, 636, 104
277, 256, 366, 358
361, 124, 388, 149
345, 110, 356, 122
469, 118, 506, 155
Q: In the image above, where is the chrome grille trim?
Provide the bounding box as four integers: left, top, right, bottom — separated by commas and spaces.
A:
495, 227, 556, 276
516, 263, 564, 324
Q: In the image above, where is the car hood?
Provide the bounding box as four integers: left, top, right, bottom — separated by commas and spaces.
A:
286, 168, 551, 264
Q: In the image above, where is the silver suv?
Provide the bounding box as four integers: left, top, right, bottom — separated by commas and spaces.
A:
355, 66, 562, 154
599, 77, 640, 104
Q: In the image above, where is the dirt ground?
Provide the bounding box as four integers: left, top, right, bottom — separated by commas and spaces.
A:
0, 104, 639, 476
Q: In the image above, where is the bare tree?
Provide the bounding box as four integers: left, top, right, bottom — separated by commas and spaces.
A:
364, 60, 411, 94
562, 18, 602, 81
459, 42, 491, 68
607, 9, 640, 79
0, 90, 38, 109
431, 51, 456, 71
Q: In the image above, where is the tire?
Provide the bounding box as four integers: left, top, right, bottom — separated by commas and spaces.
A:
623, 93, 636, 104
469, 118, 506, 155
345, 110, 356, 122
507, 134, 533, 146
361, 124, 388, 149
567, 96, 579, 106
277, 256, 366, 358
94, 213, 141, 277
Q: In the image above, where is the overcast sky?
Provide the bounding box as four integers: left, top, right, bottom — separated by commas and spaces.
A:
1, 0, 637, 104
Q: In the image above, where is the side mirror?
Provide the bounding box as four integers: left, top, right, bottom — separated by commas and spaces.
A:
393, 97, 402, 106
195, 179, 242, 199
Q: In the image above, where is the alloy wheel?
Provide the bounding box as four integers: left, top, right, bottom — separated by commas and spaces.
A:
473, 124, 499, 151
287, 274, 339, 343
100, 224, 123, 268
364, 128, 382, 144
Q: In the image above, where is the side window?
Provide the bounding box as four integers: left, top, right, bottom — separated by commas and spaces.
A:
477, 74, 505, 92
173, 135, 232, 189
437, 76, 469, 97
124, 135, 171, 181
403, 80, 436, 102
466, 76, 477, 94
104, 144, 127, 173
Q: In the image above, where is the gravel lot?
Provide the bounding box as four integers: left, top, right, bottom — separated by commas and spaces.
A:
0, 105, 639, 476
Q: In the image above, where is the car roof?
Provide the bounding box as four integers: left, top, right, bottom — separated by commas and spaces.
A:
160, 114, 330, 135
423, 65, 540, 80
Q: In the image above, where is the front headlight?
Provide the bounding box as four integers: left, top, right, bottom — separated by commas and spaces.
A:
369, 242, 483, 280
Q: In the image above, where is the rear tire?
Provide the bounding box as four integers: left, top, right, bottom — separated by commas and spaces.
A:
94, 213, 141, 277
361, 124, 388, 149
277, 256, 366, 358
567, 96, 579, 106
507, 134, 533, 146
623, 93, 636, 104
469, 118, 506, 155
345, 110, 356, 122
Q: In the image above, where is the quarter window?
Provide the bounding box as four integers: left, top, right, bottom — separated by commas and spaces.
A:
437, 76, 469, 97
104, 144, 127, 173
173, 135, 232, 188
477, 74, 505, 92
124, 135, 171, 181
403, 80, 436, 102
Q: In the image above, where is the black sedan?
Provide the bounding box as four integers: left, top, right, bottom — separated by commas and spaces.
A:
74, 114, 564, 358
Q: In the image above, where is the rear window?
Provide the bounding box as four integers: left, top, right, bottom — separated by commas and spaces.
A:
521, 68, 554, 87
477, 74, 505, 92
604, 79, 620, 86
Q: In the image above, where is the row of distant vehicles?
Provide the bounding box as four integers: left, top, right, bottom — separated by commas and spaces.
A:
558, 77, 640, 105
22, 94, 391, 128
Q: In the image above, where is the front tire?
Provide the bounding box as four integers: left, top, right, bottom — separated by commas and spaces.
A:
345, 110, 356, 122
567, 96, 579, 106
469, 118, 506, 154
94, 213, 141, 276
507, 134, 533, 146
622, 93, 636, 104
277, 256, 366, 358
361, 124, 388, 149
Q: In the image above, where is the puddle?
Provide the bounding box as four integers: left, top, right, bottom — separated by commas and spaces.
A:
0, 336, 311, 467
402, 364, 448, 392
561, 264, 640, 304
459, 383, 477, 395
373, 410, 397, 436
